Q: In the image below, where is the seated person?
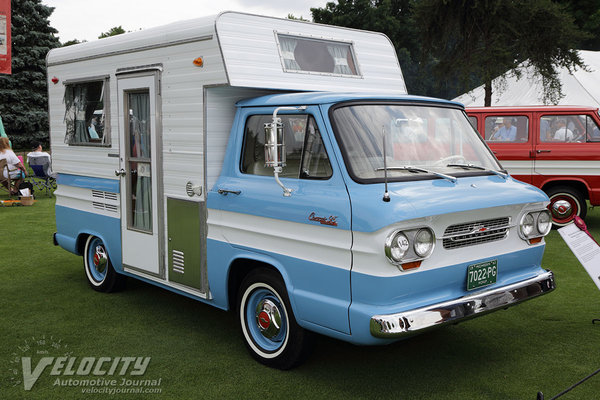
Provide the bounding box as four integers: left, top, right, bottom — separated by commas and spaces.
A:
553, 120, 574, 142
0, 136, 27, 194
27, 142, 57, 178
540, 118, 552, 142
489, 118, 517, 141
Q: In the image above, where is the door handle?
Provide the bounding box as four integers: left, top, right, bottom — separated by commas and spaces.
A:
218, 189, 241, 196
536, 149, 551, 154
114, 168, 126, 177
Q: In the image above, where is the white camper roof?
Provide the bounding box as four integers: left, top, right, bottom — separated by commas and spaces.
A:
47, 11, 407, 93
454, 50, 600, 107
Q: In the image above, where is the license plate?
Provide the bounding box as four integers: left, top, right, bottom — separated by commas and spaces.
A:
467, 260, 497, 291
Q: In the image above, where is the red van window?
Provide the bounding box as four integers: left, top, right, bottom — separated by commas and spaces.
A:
468, 116, 477, 130
484, 116, 529, 142
540, 115, 600, 143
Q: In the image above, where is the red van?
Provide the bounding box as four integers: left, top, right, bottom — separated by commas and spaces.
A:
466, 106, 600, 226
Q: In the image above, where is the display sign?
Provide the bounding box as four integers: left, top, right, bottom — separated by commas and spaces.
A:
0, 0, 11, 75
558, 222, 600, 291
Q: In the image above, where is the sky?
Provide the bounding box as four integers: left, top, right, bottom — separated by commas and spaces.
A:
43, 0, 328, 43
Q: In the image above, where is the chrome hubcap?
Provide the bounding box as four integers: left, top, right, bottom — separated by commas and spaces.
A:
552, 200, 572, 217
255, 299, 282, 339
93, 245, 108, 273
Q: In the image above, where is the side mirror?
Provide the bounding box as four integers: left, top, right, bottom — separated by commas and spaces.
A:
264, 118, 286, 168
263, 105, 307, 197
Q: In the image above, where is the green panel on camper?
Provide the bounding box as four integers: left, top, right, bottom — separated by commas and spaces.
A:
167, 197, 204, 290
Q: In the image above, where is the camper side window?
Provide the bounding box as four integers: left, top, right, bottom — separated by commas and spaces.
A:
63, 80, 109, 146
241, 114, 333, 179
277, 34, 359, 76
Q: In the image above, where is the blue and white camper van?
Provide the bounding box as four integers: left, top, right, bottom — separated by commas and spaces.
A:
48, 12, 555, 369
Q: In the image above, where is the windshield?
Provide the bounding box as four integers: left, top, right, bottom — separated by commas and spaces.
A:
331, 103, 502, 182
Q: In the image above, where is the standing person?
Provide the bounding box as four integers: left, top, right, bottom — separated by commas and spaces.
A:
0, 137, 27, 194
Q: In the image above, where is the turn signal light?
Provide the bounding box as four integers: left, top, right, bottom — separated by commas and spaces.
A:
401, 261, 422, 270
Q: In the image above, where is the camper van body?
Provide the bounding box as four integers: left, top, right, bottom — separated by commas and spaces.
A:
49, 12, 554, 368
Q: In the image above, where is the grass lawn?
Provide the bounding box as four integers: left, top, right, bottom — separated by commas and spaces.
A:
1, 194, 600, 399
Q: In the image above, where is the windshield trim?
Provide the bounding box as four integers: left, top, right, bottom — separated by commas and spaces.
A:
328, 101, 505, 184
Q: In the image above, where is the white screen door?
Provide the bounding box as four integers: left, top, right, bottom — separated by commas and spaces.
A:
118, 73, 162, 276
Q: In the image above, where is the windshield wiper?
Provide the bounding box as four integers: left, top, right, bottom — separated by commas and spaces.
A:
446, 163, 508, 179
376, 165, 457, 184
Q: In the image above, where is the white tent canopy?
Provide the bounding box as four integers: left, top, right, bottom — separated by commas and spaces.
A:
453, 50, 600, 107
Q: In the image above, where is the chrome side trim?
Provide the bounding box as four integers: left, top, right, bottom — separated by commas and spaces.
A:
370, 270, 555, 338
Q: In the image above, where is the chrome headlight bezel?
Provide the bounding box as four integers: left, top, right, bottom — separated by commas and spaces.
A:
519, 210, 553, 241
385, 227, 436, 267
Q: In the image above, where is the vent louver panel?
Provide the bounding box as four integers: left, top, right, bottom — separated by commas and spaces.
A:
172, 250, 185, 274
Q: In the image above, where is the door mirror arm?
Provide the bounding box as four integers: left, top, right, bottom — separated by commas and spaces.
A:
264, 105, 307, 197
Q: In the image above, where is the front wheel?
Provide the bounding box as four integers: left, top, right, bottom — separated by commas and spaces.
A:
237, 269, 313, 369
546, 186, 587, 227
83, 235, 124, 292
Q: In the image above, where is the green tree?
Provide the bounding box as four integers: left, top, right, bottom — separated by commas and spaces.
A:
415, 0, 588, 106
0, 0, 60, 149
62, 38, 85, 47
311, 0, 442, 96
99, 26, 126, 39
287, 14, 309, 21
556, 0, 600, 50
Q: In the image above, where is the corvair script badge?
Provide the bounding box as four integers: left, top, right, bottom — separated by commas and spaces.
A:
308, 212, 338, 227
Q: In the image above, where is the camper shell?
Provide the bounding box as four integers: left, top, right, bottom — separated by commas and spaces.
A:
49, 12, 555, 369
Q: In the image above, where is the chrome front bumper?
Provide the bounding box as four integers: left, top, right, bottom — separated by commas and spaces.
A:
370, 270, 555, 338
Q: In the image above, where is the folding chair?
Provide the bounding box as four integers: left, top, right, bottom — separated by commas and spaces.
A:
0, 158, 15, 198
27, 155, 57, 196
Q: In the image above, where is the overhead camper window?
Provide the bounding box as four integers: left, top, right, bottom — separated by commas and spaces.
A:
277, 34, 360, 76
63, 79, 110, 146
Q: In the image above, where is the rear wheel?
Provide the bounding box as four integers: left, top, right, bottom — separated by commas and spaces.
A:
546, 186, 587, 227
83, 235, 124, 292
237, 268, 313, 369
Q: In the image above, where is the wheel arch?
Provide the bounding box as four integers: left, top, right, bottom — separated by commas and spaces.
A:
227, 256, 296, 314
540, 178, 590, 200
75, 231, 123, 272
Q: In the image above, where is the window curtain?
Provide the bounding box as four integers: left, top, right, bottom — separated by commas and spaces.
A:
327, 44, 352, 75
64, 85, 90, 144
279, 36, 301, 71
129, 92, 152, 232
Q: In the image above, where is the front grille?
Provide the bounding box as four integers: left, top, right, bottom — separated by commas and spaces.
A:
443, 217, 510, 249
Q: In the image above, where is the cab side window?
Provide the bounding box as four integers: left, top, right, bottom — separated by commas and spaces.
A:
540, 115, 600, 143
484, 116, 528, 142
241, 114, 333, 179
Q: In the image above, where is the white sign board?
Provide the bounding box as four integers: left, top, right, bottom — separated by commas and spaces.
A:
558, 223, 600, 291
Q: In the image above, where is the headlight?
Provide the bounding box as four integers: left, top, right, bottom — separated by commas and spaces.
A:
520, 213, 535, 237
385, 232, 410, 263
519, 210, 552, 242
385, 227, 435, 267
414, 229, 434, 257
537, 210, 552, 236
